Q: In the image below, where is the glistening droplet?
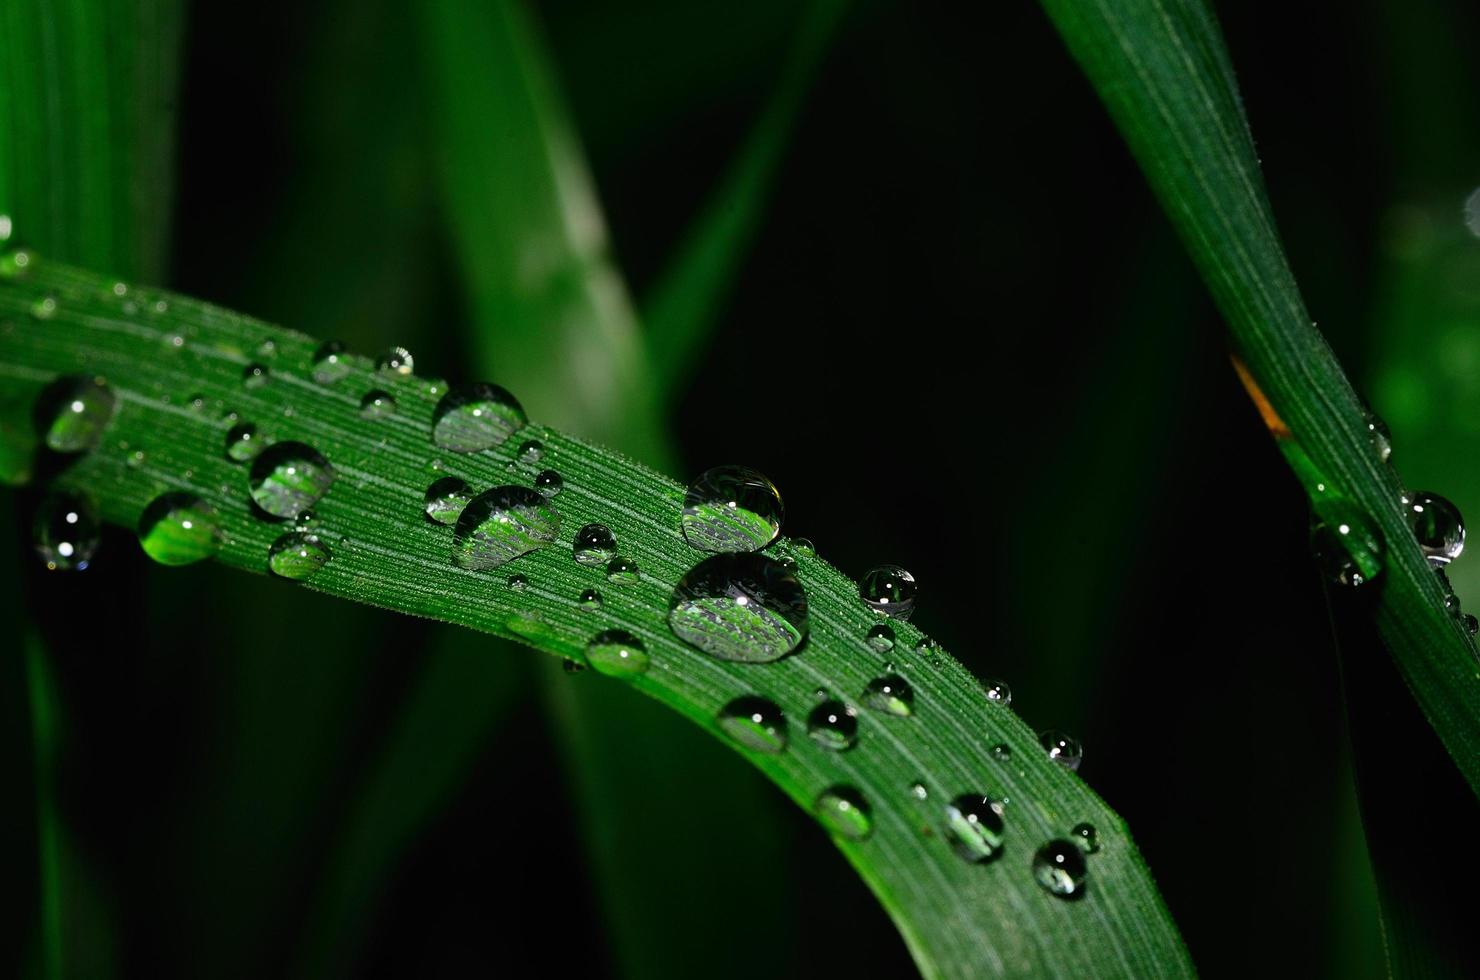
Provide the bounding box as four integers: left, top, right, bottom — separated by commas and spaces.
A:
431, 383, 526, 452
866, 624, 895, 653
34, 493, 100, 571
717, 696, 787, 753
680, 464, 784, 553
1405, 490, 1465, 566
138, 493, 221, 566
983, 679, 1012, 707
1033, 840, 1088, 898
814, 787, 872, 841
573, 524, 617, 567
668, 552, 808, 662
248, 442, 335, 519
424, 477, 472, 525
35, 375, 116, 453
862, 675, 914, 717
359, 390, 396, 418
1071, 822, 1099, 854
585, 629, 649, 678
1310, 508, 1385, 587
376, 346, 414, 375
312, 341, 352, 384
225, 422, 263, 463
944, 796, 1005, 863
606, 556, 639, 583
535, 470, 563, 496
860, 564, 916, 619
451, 485, 560, 570
806, 700, 858, 750
1040, 730, 1083, 771
268, 531, 332, 580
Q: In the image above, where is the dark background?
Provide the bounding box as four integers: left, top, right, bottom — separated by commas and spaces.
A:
6, 0, 1479, 976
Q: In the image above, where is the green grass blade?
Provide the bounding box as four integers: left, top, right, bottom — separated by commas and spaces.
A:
640, 0, 846, 398
0, 258, 1193, 978
1038, 0, 1480, 796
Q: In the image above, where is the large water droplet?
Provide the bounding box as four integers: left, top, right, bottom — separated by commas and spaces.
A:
1405, 490, 1465, 566
944, 796, 1005, 863
863, 674, 914, 717
248, 442, 335, 519
225, 422, 263, 463
807, 700, 858, 750
424, 477, 472, 524
1071, 822, 1099, 854
860, 564, 916, 619
585, 629, 649, 678
451, 485, 560, 570
680, 464, 784, 553
360, 390, 396, 419
668, 553, 808, 662
573, 523, 617, 567
312, 340, 352, 384
1033, 840, 1088, 898
138, 493, 221, 566
1310, 509, 1385, 587
866, 624, 895, 653
34, 493, 99, 571
717, 696, 787, 753
36, 375, 116, 452
814, 786, 872, 841
376, 346, 414, 375
269, 531, 332, 580
431, 383, 526, 452
1040, 730, 1083, 771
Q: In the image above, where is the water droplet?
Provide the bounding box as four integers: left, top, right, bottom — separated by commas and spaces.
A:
31, 295, 57, 320
451, 485, 560, 570
680, 464, 784, 553
563, 658, 586, 674
430, 383, 526, 452
1310, 509, 1385, 587
535, 469, 563, 496
255, 338, 277, 360
1405, 490, 1465, 566
268, 531, 332, 580
138, 493, 221, 566
668, 553, 808, 662
312, 341, 352, 384
33, 493, 100, 571
865, 623, 896, 653
991, 743, 1011, 761
814, 787, 872, 841
944, 796, 1005, 863
573, 523, 617, 566
124, 448, 146, 469
1033, 840, 1088, 898
507, 574, 528, 591
424, 477, 472, 525
376, 346, 414, 376
1365, 412, 1392, 464
1071, 822, 1099, 854
910, 782, 929, 801
983, 679, 1012, 707
225, 422, 263, 462
862, 674, 914, 716
791, 538, 816, 558
1040, 730, 1082, 771
585, 629, 649, 678
186, 394, 208, 413
518, 439, 543, 464
860, 564, 916, 619
914, 637, 939, 656
1466, 614, 1479, 637
36, 375, 116, 452
606, 556, 640, 583
806, 700, 858, 750
579, 588, 603, 608
248, 442, 335, 519
242, 363, 269, 389
359, 390, 396, 419
717, 696, 787, 753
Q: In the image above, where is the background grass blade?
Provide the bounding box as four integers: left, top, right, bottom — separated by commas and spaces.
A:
1037, 0, 1480, 796
0, 257, 1194, 978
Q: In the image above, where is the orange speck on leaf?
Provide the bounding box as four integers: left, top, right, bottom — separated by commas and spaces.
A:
1231, 355, 1290, 439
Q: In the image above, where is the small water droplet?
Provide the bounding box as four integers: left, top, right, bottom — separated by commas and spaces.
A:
791, 537, 816, 558
187, 394, 208, 413
124, 448, 146, 469
910, 782, 929, 801
573, 523, 617, 566
36, 375, 116, 452
268, 531, 332, 580
242, 363, 269, 389
680, 464, 784, 553
814, 786, 872, 841
1040, 730, 1083, 771
248, 442, 335, 519
806, 700, 858, 750
606, 556, 640, 583
518, 439, 543, 464
579, 588, 603, 608
1365, 412, 1392, 464
431, 383, 526, 452
451, 485, 561, 570
312, 341, 352, 384
138, 493, 221, 566
864, 623, 896, 653
535, 469, 563, 496
1465, 614, 1479, 637
33, 493, 100, 571
0, 247, 33, 278
424, 477, 472, 525
862, 674, 914, 716
1405, 490, 1465, 566
944, 796, 1005, 863
256, 338, 278, 360
1033, 840, 1088, 898
1310, 509, 1385, 587
860, 564, 916, 619
359, 390, 397, 418
717, 696, 787, 753
376, 346, 414, 375
983, 679, 1012, 707
30, 295, 57, 320
914, 637, 939, 656
585, 629, 649, 678
507, 574, 528, 591
1071, 822, 1099, 854
668, 553, 808, 662
225, 422, 263, 462
991, 743, 1011, 761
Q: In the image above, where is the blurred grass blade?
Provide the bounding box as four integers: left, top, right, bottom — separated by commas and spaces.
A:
1038, 0, 1480, 796
24, 633, 61, 980
641, 0, 846, 399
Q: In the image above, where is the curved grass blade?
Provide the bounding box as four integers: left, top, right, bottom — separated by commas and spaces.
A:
1037, 0, 1480, 797
0, 258, 1193, 978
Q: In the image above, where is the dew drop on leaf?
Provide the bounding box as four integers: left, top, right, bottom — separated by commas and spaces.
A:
790, 537, 815, 558
534, 469, 563, 496
225, 422, 263, 463
1364, 411, 1392, 464
268, 531, 332, 580
375, 346, 414, 376
862, 674, 914, 717
1040, 730, 1083, 771
579, 588, 603, 609
31, 295, 57, 320
518, 439, 543, 464
606, 556, 639, 583
1072, 822, 1099, 854
806, 700, 858, 750
248, 442, 335, 519
585, 629, 649, 678
138, 493, 221, 566
35, 375, 116, 453
1310, 509, 1385, 587
312, 340, 352, 384
991, 743, 1011, 761
1033, 840, 1088, 898
430, 382, 526, 452
33, 492, 99, 571
573, 523, 617, 567
359, 390, 397, 419
424, 477, 472, 525
983, 679, 1012, 707
717, 696, 787, 753
451, 485, 560, 570
814, 786, 873, 841
507, 574, 528, 591
910, 782, 929, 801
668, 552, 808, 663
860, 564, 916, 619
1405, 490, 1465, 566
680, 464, 784, 553
866, 623, 895, 653
242, 363, 269, 389
944, 796, 1005, 863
